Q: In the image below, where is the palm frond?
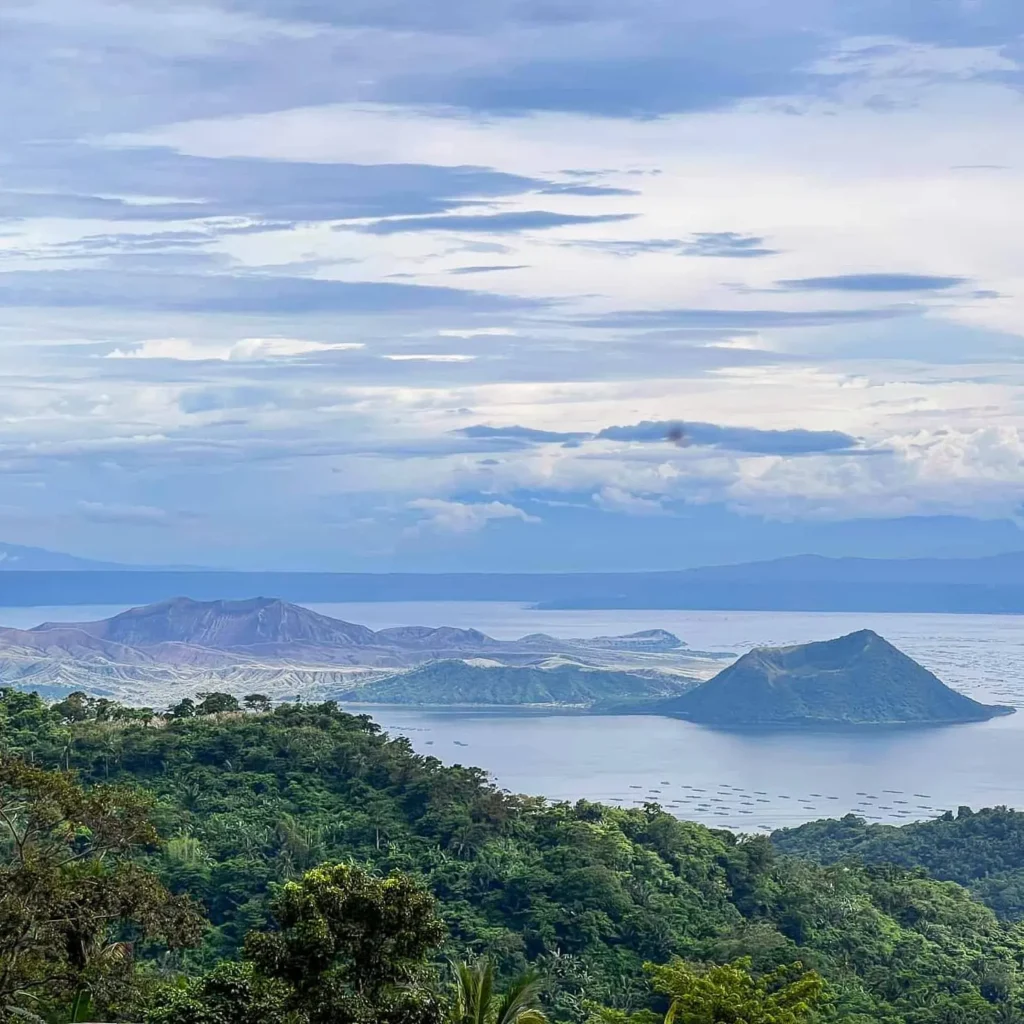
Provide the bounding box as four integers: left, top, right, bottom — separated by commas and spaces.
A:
494, 972, 546, 1024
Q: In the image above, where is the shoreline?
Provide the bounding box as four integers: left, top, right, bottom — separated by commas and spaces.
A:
343, 701, 1017, 729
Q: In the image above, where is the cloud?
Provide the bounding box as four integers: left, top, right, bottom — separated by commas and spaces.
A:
5, 144, 557, 222
593, 486, 667, 516
383, 24, 827, 116
355, 211, 636, 234
576, 307, 916, 329
597, 421, 861, 454
457, 425, 589, 444
567, 234, 779, 258
455, 421, 861, 455
383, 354, 476, 362
177, 386, 279, 414
448, 265, 529, 275
76, 501, 175, 525
681, 232, 780, 258
566, 238, 691, 257
537, 183, 639, 196
438, 328, 517, 337
2, 0, 1024, 573
0, 270, 528, 314
777, 273, 968, 292
106, 337, 365, 361
406, 497, 540, 534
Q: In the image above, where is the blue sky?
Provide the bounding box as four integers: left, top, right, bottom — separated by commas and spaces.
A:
2, 0, 1024, 570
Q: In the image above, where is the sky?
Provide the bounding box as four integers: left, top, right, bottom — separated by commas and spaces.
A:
2, 0, 1024, 571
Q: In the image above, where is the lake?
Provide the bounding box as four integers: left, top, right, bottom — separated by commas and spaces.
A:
6, 600, 1024, 833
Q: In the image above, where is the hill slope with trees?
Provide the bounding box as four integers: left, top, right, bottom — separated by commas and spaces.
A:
4, 688, 1024, 1023
774, 806, 1024, 921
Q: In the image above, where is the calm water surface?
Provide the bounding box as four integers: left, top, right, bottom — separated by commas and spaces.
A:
315, 602, 1024, 833
6, 600, 1024, 833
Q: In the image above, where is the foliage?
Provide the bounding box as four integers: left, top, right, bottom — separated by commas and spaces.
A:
650, 957, 828, 1024
196, 693, 241, 716
149, 863, 444, 1024
0, 756, 204, 1022
245, 862, 444, 1024
448, 960, 547, 1024
773, 808, 1024, 921
6, 689, 1024, 1024
145, 961, 294, 1024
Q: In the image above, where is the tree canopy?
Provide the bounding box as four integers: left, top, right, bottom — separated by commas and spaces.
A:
0, 757, 204, 1022
4, 687, 1024, 1024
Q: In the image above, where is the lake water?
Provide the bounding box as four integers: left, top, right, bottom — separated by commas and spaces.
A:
6, 600, 1024, 833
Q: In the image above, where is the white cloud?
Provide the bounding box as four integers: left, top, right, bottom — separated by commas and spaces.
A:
106, 337, 364, 361
77, 500, 173, 525
2, 0, 324, 54
6, 4, 1024, 565
438, 328, 518, 338
406, 498, 540, 534
115, 88, 1024, 334
593, 486, 668, 516
383, 354, 476, 362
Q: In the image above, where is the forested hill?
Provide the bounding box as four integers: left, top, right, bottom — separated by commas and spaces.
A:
774, 807, 1024, 921
5, 688, 1024, 1023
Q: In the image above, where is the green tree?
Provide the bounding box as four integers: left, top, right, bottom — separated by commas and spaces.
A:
649, 958, 829, 1024
168, 698, 196, 719
448, 959, 548, 1024
196, 693, 240, 716
244, 862, 444, 1024
51, 692, 92, 724
146, 961, 294, 1024
242, 695, 272, 713
0, 757, 205, 1021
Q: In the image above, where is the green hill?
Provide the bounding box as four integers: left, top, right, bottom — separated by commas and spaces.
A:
774, 806, 1024, 921
337, 658, 694, 707
657, 629, 1010, 727
6, 687, 1024, 1023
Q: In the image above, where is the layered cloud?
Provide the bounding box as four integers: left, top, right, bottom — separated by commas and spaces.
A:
455, 421, 861, 455
0, 0, 1022, 568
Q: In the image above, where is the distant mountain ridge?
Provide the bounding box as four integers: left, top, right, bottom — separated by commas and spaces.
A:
0, 542, 203, 572
0, 542, 143, 571
0, 597, 707, 704
3, 551, 1024, 611
19, 597, 690, 664
655, 630, 1011, 727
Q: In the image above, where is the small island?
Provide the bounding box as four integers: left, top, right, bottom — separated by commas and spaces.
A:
337, 659, 694, 708
654, 629, 1013, 728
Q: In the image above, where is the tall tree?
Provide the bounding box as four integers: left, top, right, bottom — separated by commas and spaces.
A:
149, 862, 445, 1024
650, 958, 829, 1024
0, 757, 205, 1022
245, 862, 444, 1024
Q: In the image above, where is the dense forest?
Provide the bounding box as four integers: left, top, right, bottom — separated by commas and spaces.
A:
5, 687, 1024, 1024
774, 807, 1024, 921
